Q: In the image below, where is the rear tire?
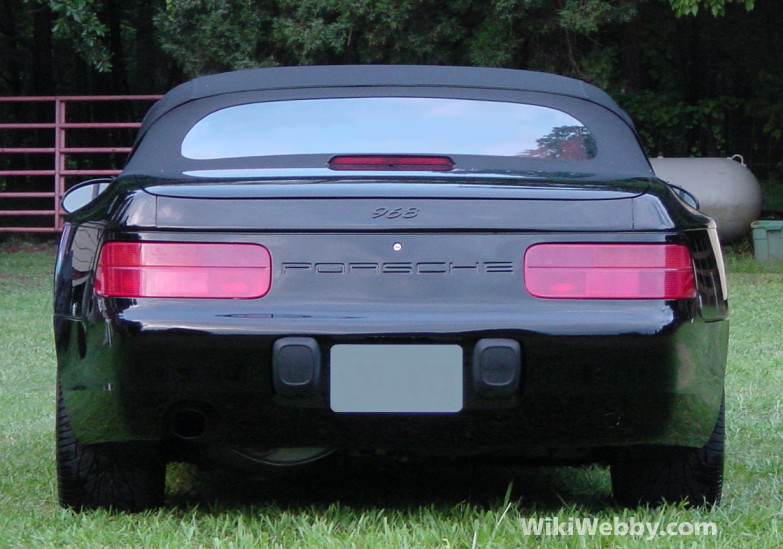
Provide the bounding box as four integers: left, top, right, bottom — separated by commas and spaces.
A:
56, 385, 166, 512
611, 399, 724, 508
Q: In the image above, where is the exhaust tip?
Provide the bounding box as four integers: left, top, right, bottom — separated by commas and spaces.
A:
168, 407, 210, 441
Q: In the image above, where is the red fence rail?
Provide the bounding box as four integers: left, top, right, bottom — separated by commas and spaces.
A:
0, 95, 161, 233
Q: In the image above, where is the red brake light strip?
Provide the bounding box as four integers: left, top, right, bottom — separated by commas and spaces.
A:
524, 243, 696, 299
95, 242, 271, 299
328, 155, 454, 171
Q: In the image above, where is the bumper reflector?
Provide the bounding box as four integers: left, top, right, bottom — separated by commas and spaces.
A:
95, 242, 271, 298
524, 243, 695, 299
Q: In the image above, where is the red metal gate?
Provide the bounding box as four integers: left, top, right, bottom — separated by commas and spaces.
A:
0, 95, 161, 233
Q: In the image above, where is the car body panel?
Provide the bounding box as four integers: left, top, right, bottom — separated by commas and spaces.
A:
54, 66, 728, 470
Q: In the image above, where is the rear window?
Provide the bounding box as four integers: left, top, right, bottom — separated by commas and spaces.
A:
181, 97, 597, 161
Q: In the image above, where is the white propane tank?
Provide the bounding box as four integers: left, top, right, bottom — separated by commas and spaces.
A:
650, 156, 762, 243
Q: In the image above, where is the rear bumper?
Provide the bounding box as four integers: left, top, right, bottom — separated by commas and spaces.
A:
56, 300, 727, 454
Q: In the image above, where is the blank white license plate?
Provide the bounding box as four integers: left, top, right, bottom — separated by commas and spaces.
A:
330, 344, 463, 413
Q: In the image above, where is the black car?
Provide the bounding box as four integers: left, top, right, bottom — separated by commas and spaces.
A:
54, 65, 728, 511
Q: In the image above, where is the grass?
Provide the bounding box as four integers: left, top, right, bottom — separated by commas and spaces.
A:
1, 236, 783, 548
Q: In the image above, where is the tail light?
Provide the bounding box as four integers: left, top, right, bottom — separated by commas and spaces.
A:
328, 155, 454, 171
524, 243, 695, 299
95, 242, 271, 299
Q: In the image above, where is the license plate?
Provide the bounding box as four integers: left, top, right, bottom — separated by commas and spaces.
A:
330, 344, 463, 413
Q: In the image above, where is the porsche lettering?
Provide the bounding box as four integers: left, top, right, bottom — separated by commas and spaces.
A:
280, 261, 515, 274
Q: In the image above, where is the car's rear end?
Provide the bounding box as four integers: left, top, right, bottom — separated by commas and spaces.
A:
53, 66, 728, 511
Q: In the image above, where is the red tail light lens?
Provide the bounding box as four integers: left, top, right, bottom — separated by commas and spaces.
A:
95, 242, 271, 299
524, 243, 695, 299
328, 155, 454, 171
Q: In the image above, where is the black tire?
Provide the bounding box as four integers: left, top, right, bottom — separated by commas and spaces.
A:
611, 399, 724, 508
56, 385, 166, 512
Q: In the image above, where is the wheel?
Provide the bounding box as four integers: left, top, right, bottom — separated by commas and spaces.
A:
611, 398, 724, 508
56, 385, 166, 511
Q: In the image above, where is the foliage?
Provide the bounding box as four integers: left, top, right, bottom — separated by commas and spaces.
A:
748, 71, 783, 140
668, 0, 755, 16
271, 0, 546, 67
155, 0, 638, 78
18, 0, 759, 76
4, 0, 783, 187
533, 126, 598, 160
619, 92, 742, 157
155, 0, 277, 77
559, 0, 636, 33
31, 0, 113, 72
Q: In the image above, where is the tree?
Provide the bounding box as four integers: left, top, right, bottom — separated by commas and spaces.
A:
153, 0, 640, 82
155, 0, 277, 77
3, 0, 782, 188
532, 126, 598, 160
2, 0, 175, 94
34, 0, 113, 72
668, 0, 755, 16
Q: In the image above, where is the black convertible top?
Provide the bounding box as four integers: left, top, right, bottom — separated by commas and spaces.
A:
140, 65, 633, 135
125, 65, 651, 179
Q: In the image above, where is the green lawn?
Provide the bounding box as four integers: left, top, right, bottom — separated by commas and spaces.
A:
1, 237, 781, 548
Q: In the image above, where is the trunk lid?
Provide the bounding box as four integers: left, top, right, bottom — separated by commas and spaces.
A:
140, 178, 651, 232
